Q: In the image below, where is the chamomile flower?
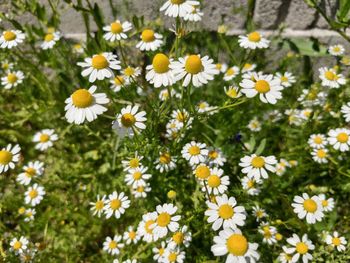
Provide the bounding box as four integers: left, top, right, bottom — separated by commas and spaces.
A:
10, 236, 29, 254
0, 30, 25, 49
211, 228, 260, 263
33, 129, 58, 151
1, 70, 24, 89
197, 101, 217, 114
153, 241, 166, 262
223, 66, 240, 81
110, 75, 129, 92
155, 151, 177, 172
125, 166, 151, 187
77, 52, 121, 82
319, 67, 346, 88
207, 148, 226, 167
224, 86, 242, 99
146, 53, 176, 88
181, 141, 208, 165
308, 134, 327, 149
65, 86, 109, 125
328, 44, 345, 56
162, 248, 186, 263
41, 31, 60, 50
103, 235, 124, 255
112, 105, 147, 138
184, 5, 203, 21
167, 225, 192, 249
242, 63, 256, 73
292, 193, 324, 224
275, 72, 296, 87
1, 60, 14, 72
159, 88, 180, 101
238, 31, 269, 49
278, 252, 294, 263
341, 102, 350, 122
136, 29, 163, 51
239, 154, 277, 180
132, 183, 152, 198
123, 226, 140, 245
241, 176, 262, 196
0, 144, 21, 174
172, 54, 219, 87
122, 153, 144, 171
252, 205, 267, 222
137, 212, 159, 243
240, 73, 283, 104
201, 167, 229, 195
89, 194, 107, 217
283, 234, 314, 263
327, 128, 350, 152
103, 20, 132, 41
205, 194, 246, 231
73, 43, 84, 53
259, 223, 277, 245
123, 66, 141, 81
160, 0, 199, 18
318, 194, 335, 212
247, 118, 261, 132
325, 231, 347, 252
152, 203, 181, 239
24, 208, 36, 222
24, 183, 45, 206
215, 63, 228, 73
104, 191, 130, 219
171, 109, 193, 127
341, 56, 350, 66
193, 163, 211, 180
311, 148, 328, 163
17, 161, 44, 185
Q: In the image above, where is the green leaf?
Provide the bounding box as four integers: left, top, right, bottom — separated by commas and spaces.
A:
337, 0, 350, 21
255, 139, 266, 155
249, 136, 256, 153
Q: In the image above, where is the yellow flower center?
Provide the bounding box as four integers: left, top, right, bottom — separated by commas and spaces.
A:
332, 237, 341, 246
321, 200, 328, 207
159, 247, 165, 255
248, 31, 261, 42
0, 150, 13, 165
296, 242, 308, 254
226, 88, 238, 98
13, 241, 22, 250
218, 204, 234, 219
208, 150, 218, 159
216, 63, 222, 70
226, 68, 235, 76
133, 171, 142, 180
7, 73, 18, 84
152, 53, 170, 73
333, 46, 340, 52
247, 180, 255, 188
29, 189, 38, 199
129, 158, 139, 168
324, 70, 338, 81
176, 112, 186, 122
255, 80, 270, 93
185, 55, 203, 74
124, 66, 135, 76
303, 199, 317, 213
313, 136, 322, 144
110, 22, 123, 34
157, 212, 171, 227
40, 134, 50, 142
188, 145, 200, 156
243, 63, 252, 70
316, 149, 326, 158
226, 234, 248, 256
4, 31, 16, 41
121, 113, 136, 127
207, 175, 221, 187
18, 207, 26, 214
172, 232, 184, 244
141, 29, 155, 42
195, 165, 210, 179
91, 55, 109, 69
145, 220, 155, 233
251, 156, 265, 168
110, 199, 121, 210
168, 252, 177, 262
129, 231, 136, 239
109, 240, 117, 249
159, 153, 171, 164
25, 168, 36, 177
337, 132, 348, 143
281, 76, 288, 82
44, 33, 54, 42
171, 0, 185, 4
72, 89, 93, 108
275, 233, 283, 241
136, 186, 144, 192
95, 200, 104, 210
114, 76, 125, 85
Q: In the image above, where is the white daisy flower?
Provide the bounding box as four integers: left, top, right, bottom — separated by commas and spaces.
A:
184, 5, 203, 21
327, 128, 350, 152
319, 67, 346, 88
275, 72, 296, 87
33, 129, 58, 151
123, 226, 140, 245
153, 241, 166, 262
223, 66, 240, 81
238, 31, 269, 49
24, 183, 45, 206
259, 223, 277, 245
240, 73, 283, 104
17, 161, 44, 185
123, 66, 141, 82
224, 86, 242, 99
125, 166, 151, 187
318, 194, 335, 212
172, 54, 219, 87
73, 43, 84, 53
325, 231, 347, 252
283, 234, 314, 263
137, 212, 159, 243
292, 193, 324, 224
154, 151, 177, 172
247, 118, 261, 132
205, 194, 246, 231
65, 86, 109, 125
311, 148, 328, 164
152, 203, 181, 239
136, 29, 163, 51
103, 20, 132, 42
132, 183, 152, 198
41, 31, 60, 50
166, 225, 192, 249
308, 134, 327, 149
171, 109, 193, 127
10, 236, 29, 254
341, 102, 350, 122
159, 88, 180, 101
197, 101, 217, 114
77, 52, 121, 82
215, 63, 228, 73
278, 252, 294, 263
24, 208, 36, 222
0, 144, 21, 174
112, 105, 147, 138
201, 167, 229, 195
162, 248, 186, 263
328, 44, 345, 56
1, 70, 24, 89
122, 153, 144, 171
181, 141, 208, 165
239, 154, 277, 180
207, 148, 226, 167
241, 176, 262, 196
160, 0, 199, 18
0, 30, 25, 49
252, 205, 267, 221
193, 163, 211, 180
1, 60, 14, 72
211, 228, 260, 262
109, 75, 129, 92
285, 109, 303, 126
104, 191, 130, 219
242, 63, 256, 73
146, 53, 176, 88
89, 194, 107, 217
103, 235, 124, 255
